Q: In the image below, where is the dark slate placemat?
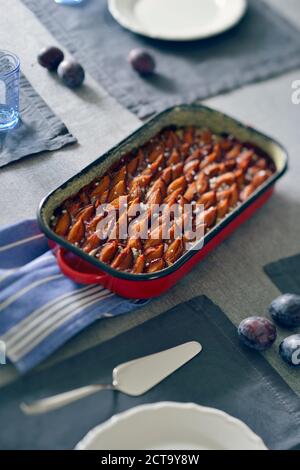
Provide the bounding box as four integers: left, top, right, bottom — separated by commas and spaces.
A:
264, 253, 300, 295
21, 0, 300, 118
0, 74, 76, 168
0, 295, 300, 450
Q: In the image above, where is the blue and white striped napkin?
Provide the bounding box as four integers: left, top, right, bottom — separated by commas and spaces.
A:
0, 220, 147, 373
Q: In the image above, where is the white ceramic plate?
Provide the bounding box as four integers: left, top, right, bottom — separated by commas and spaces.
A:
75, 402, 267, 450
108, 0, 247, 41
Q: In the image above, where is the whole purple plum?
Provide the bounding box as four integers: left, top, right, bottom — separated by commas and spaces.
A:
128, 49, 155, 75
238, 316, 277, 351
279, 335, 300, 366
38, 46, 64, 71
57, 60, 85, 88
269, 294, 300, 328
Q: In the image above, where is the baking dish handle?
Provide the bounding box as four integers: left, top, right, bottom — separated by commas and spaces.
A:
56, 248, 107, 285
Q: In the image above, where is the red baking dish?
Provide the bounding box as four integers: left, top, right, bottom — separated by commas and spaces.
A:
38, 105, 288, 299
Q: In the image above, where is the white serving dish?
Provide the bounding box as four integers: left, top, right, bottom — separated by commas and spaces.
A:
108, 0, 247, 41
75, 402, 267, 450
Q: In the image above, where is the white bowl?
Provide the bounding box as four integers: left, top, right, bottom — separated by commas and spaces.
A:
75, 402, 267, 450
108, 0, 247, 41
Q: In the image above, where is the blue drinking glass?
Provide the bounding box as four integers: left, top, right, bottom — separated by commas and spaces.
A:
54, 0, 85, 4
0, 51, 20, 132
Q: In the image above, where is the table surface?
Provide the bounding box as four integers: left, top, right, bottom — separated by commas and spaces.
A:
0, 0, 299, 394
